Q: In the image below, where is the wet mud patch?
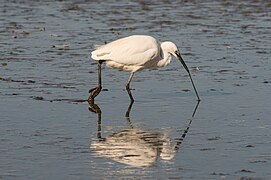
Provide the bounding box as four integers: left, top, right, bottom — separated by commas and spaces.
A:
1, 0, 271, 179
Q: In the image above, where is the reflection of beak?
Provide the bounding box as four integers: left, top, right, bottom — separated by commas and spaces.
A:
175, 51, 201, 101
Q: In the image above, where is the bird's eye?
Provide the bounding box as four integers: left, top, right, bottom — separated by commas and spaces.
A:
175, 50, 180, 56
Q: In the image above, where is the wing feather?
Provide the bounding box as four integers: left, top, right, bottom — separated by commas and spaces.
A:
91, 35, 160, 66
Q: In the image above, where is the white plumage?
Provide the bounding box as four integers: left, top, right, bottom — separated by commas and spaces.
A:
88, 35, 200, 102
91, 35, 178, 72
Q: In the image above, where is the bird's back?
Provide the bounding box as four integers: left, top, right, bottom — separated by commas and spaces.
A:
91, 35, 161, 67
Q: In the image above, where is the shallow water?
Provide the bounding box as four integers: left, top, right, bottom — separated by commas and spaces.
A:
0, 0, 271, 179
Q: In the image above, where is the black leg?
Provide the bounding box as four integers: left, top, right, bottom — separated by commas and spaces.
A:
126, 72, 135, 102
88, 60, 104, 103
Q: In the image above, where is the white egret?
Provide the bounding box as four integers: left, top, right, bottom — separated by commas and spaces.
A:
88, 35, 200, 102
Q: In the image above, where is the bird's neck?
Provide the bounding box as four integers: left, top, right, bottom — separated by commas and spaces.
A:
157, 52, 171, 67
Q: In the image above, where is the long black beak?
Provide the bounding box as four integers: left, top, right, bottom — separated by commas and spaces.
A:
176, 52, 200, 101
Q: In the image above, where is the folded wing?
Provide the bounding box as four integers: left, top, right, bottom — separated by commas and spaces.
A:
91, 35, 160, 66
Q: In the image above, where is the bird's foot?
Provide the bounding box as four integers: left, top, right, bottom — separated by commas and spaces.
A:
88, 85, 102, 103
89, 87, 97, 93
123, 88, 135, 91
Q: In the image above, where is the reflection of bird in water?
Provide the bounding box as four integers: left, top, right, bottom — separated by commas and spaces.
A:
92, 128, 175, 167
88, 35, 200, 103
89, 101, 200, 167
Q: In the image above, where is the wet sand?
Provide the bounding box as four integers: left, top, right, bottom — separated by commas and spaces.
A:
0, 1, 270, 179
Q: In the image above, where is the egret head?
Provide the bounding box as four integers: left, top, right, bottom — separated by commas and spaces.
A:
161, 41, 178, 56
161, 41, 190, 73
161, 41, 200, 101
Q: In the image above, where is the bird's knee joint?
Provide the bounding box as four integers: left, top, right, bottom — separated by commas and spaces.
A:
125, 84, 130, 90
98, 60, 105, 64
